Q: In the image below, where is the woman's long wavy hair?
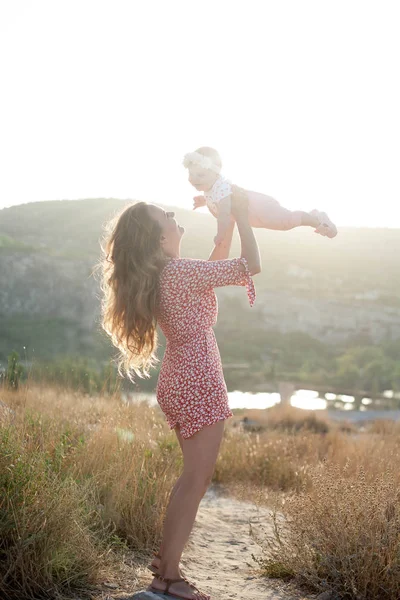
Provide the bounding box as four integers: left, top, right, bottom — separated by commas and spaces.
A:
98, 201, 167, 381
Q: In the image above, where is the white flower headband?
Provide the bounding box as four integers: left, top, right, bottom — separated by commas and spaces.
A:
182, 151, 221, 174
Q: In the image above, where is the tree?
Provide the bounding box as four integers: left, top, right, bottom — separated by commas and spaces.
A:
5, 350, 24, 390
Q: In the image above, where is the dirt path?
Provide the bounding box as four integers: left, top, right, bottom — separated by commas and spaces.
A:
127, 484, 316, 600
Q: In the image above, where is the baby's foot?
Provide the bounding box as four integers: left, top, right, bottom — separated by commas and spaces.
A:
310, 209, 337, 238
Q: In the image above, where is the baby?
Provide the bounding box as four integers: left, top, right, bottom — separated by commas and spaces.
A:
183, 146, 337, 246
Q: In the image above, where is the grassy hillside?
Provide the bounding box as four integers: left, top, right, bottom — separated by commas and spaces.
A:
1, 198, 399, 296
1, 199, 400, 394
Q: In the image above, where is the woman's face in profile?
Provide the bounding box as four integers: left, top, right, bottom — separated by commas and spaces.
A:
146, 204, 184, 257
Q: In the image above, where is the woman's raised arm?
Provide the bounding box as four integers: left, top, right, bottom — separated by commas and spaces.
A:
208, 218, 235, 261
231, 185, 261, 275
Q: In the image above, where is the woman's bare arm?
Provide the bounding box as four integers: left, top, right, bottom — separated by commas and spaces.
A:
208, 218, 235, 261
231, 185, 261, 275
214, 195, 233, 245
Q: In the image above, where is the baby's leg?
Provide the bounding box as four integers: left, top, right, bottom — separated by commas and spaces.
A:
247, 191, 304, 230
247, 191, 337, 236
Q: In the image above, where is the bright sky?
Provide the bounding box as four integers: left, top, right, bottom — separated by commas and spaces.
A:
0, 0, 399, 227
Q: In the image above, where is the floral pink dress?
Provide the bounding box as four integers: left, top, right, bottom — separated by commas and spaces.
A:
156, 257, 255, 439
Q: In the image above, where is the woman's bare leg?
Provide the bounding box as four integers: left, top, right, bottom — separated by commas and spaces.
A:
150, 420, 225, 598
157, 426, 185, 557
156, 476, 183, 560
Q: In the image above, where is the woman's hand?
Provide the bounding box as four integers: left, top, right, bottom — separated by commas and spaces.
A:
230, 184, 249, 220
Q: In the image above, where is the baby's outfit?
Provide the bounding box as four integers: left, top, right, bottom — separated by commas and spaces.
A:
156, 257, 255, 439
204, 175, 303, 230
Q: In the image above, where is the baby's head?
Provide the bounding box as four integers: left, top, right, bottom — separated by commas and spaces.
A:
183, 147, 222, 192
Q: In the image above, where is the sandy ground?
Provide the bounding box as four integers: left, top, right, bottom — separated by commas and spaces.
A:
107, 484, 317, 600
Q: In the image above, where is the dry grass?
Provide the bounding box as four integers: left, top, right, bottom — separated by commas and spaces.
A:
250, 460, 400, 600
232, 404, 332, 434
365, 418, 400, 436
222, 406, 400, 599
1, 385, 400, 599
0, 383, 181, 600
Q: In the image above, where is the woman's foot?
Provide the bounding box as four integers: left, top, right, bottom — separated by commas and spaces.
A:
150, 553, 186, 577
148, 574, 210, 600
148, 556, 209, 600
149, 553, 162, 573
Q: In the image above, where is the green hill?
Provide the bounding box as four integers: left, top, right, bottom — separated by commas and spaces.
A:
1, 198, 399, 294
1, 199, 399, 393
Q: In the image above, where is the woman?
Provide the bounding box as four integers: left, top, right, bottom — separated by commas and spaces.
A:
100, 186, 261, 600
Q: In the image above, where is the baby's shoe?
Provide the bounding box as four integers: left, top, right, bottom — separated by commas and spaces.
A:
310, 209, 337, 238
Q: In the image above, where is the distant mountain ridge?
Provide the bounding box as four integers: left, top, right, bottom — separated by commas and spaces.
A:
0, 199, 399, 363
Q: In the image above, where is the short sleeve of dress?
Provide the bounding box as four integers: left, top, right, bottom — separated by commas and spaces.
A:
173, 257, 256, 307
212, 178, 232, 205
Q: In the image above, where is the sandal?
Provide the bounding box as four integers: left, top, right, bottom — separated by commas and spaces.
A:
147, 570, 211, 600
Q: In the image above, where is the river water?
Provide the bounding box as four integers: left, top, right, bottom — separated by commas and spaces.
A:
123, 388, 398, 411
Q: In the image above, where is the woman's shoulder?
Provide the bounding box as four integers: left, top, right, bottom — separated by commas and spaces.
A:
162, 257, 203, 271
161, 257, 207, 279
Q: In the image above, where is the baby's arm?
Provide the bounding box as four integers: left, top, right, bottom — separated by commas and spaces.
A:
214, 195, 232, 245
193, 195, 206, 210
